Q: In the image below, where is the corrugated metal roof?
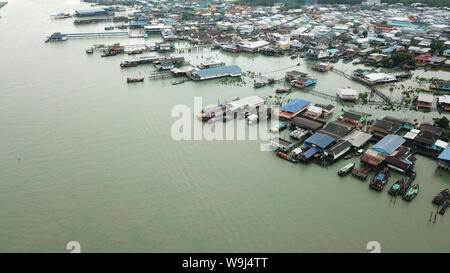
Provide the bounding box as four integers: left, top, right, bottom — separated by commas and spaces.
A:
193, 65, 241, 78
303, 147, 320, 159
305, 133, 335, 149
280, 99, 311, 113
372, 135, 405, 155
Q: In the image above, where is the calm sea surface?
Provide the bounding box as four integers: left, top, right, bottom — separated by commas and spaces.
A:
0, 0, 448, 252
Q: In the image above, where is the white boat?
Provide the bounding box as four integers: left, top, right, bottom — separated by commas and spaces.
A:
51, 13, 72, 19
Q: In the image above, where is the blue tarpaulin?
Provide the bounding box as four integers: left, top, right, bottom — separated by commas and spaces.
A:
372, 135, 405, 155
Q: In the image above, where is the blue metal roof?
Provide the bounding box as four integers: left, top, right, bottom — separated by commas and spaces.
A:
372, 135, 405, 155
303, 147, 319, 159
76, 8, 111, 16
194, 65, 241, 78
280, 99, 311, 113
438, 147, 450, 161
305, 133, 335, 150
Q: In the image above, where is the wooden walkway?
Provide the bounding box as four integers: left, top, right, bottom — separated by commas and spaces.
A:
330, 68, 393, 105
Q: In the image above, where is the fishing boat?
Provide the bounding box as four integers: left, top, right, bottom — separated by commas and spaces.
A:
101, 52, 117, 57
85, 47, 94, 54
275, 88, 291, 94
104, 26, 114, 31
127, 49, 143, 55
388, 178, 405, 196
290, 55, 298, 59
127, 77, 144, 83
270, 122, 288, 133
338, 163, 355, 176
51, 13, 72, 19
403, 184, 419, 201
45, 32, 68, 42
254, 82, 266, 88
438, 199, 449, 215
172, 80, 185, 85
369, 167, 390, 191
432, 189, 449, 205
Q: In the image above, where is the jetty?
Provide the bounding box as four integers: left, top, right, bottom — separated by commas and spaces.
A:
148, 71, 173, 80
46, 31, 129, 42
331, 67, 393, 105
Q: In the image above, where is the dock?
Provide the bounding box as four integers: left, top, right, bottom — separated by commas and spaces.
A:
330, 68, 393, 105
65, 32, 129, 39
352, 166, 371, 180
148, 71, 174, 80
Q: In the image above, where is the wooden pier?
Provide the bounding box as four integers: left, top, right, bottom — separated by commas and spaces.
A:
63, 31, 129, 39
148, 71, 174, 80
352, 166, 371, 180
174, 44, 213, 54
330, 68, 393, 105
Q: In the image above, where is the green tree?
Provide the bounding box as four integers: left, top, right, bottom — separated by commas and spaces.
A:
434, 116, 449, 129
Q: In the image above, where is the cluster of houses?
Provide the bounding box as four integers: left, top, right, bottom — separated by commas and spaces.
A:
72, 1, 449, 68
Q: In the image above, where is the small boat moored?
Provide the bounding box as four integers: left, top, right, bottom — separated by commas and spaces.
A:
254, 82, 266, 88
85, 47, 94, 54
369, 167, 390, 191
438, 199, 449, 215
432, 189, 449, 205
172, 80, 185, 85
403, 184, 419, 201
127, 77, 144, 83
338, 162, 355, 176
388, 178, 405, 196
275, 88, 291, 94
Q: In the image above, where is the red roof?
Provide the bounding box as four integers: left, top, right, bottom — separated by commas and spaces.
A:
414, 54, 432, 61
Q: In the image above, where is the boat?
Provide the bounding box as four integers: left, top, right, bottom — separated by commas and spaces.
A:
51, 13, 72, 19
438, 199, 449, 215
127, 49, 143, 55
338, 163, 355, 176
104, 26, 114, 31
254, 82, 266, 88
388, 178, 405, 196
403, 184, 419, 201
290, 55, 298, 59
172, 80, 185, 85
369, 167, 390, 191
270, 122, 288, 133
127, 77, 144, 83
101, 52, 117, 57
85, 47, 94, 54
45, 32, 68, 42
432, 189, 449, 205
0, 2, 7, 9
275, 88, 291, 94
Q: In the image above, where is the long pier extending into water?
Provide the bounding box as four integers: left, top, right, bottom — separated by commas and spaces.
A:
64, 32, 129, 39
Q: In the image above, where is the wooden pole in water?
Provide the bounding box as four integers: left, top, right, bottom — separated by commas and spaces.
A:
433, 206, 439, 224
